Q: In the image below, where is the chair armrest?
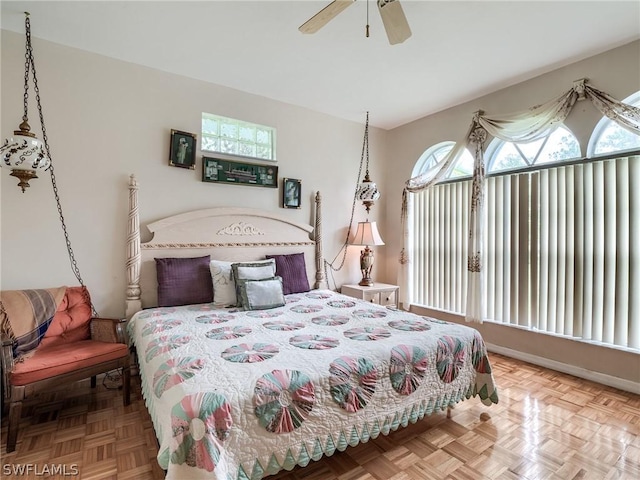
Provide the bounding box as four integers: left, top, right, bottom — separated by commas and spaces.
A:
89, 318, 126, 344
1, 334, 14, 404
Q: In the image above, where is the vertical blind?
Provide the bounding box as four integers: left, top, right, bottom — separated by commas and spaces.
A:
411, 181, 469, 312
410, 155, 639, 350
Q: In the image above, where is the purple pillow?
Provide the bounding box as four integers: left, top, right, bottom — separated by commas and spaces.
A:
155, 256, 213, 307
266, 253, 310, 295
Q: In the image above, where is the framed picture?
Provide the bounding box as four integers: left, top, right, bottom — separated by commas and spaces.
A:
283, 178, 302, 209
202, 156, 278, 188
169, 129, 197, 169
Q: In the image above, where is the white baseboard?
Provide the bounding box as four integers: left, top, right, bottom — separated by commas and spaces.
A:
487, 343, 640, 395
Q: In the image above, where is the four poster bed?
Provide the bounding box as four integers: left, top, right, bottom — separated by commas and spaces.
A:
124, 175, 498, 480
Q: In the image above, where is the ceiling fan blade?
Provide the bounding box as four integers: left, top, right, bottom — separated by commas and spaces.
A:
378, 0, 412, 45
299, 0, 356, 34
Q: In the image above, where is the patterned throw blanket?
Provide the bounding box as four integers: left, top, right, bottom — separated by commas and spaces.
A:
0, 287, 67, 358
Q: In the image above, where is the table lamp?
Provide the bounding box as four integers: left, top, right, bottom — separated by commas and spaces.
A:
349, 220, 385, 286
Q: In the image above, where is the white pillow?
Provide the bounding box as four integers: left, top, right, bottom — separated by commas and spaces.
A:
231, 259, 276, 281
210, 259, 277, 307
237, 277, 285, 310
231, 259, 277, 306
209, 260, 236, 307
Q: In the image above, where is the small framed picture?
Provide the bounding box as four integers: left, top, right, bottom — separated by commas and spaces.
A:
169, 129, 197, 169
283, 178, 302, 209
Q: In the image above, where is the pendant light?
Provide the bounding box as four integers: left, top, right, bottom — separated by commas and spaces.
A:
0, 13, 51, 192
355, 112, 381, 213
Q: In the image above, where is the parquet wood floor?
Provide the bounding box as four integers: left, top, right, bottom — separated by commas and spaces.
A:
1, 354, 638, 479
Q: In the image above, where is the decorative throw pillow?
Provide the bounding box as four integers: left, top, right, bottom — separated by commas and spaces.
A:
40, 286, 92, 349
231, 259, 276, 281
209, 260, 237, 307
155, 256, 213, 307
231, 259, 277, 306
266, 253, 310, 294
237, 277, 285, 310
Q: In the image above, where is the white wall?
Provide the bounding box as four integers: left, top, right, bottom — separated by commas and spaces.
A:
0, 30, 387, 317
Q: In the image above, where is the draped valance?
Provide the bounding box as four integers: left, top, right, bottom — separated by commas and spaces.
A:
399, 80, 640, 322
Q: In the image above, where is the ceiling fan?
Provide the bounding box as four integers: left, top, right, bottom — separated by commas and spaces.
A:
299, 0, 412, 45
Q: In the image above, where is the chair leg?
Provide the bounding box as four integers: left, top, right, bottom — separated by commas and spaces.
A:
122, 366, 131, 406
7, 400, 22, 453
90, 375, 97, 388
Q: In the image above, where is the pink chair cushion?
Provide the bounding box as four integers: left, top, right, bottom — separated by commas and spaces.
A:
39, 286, 91, 349
10, 340, 128, 386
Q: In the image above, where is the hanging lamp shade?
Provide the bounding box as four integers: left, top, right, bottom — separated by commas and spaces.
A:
0, 13, 51, 192
356, 173, 381, 212
1, 121, 51, 192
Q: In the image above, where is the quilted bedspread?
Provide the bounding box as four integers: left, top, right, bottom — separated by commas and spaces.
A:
128, 290, 498, 480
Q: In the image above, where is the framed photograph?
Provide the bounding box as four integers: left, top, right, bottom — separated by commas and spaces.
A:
283, 178, 302, 209
202, 156, 278, 188
169, 129, 197, 169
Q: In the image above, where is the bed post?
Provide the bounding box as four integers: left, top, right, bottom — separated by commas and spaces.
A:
125, 174, 142, 319
314, 191, 327, 289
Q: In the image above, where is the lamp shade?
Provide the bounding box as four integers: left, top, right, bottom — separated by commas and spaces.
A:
1, 125, 51, 192
1, 129, 50, 173
355, 174, 381, 214
355, 179, 381, 203
349, 221, 385, 246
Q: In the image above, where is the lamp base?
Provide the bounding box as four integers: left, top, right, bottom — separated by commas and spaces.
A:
10, 169, 38, 193
359, 246, 375, 287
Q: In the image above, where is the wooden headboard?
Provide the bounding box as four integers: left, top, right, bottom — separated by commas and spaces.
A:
125, 175, 326, 318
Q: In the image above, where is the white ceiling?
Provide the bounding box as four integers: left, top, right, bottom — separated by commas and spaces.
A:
1, 1, 639, 130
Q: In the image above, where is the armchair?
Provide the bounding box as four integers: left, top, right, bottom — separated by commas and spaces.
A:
1, 286, 130, 452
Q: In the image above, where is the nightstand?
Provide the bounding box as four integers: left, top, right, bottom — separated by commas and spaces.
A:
341, 283, 399, 308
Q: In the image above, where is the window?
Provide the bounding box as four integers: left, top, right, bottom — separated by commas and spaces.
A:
412, 141, 474, 180
410, 124, 639, 351
201, 113, 276, 161
486, 126, 581, 173
588, 91, 640, 156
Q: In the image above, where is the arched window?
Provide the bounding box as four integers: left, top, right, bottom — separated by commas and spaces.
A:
412, 141, 473, 179
588, 91, 640, 156
486, 125, 581, 173
409, 123, 639, 350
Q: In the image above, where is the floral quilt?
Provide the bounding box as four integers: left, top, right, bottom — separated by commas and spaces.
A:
127, 290, 498, 480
